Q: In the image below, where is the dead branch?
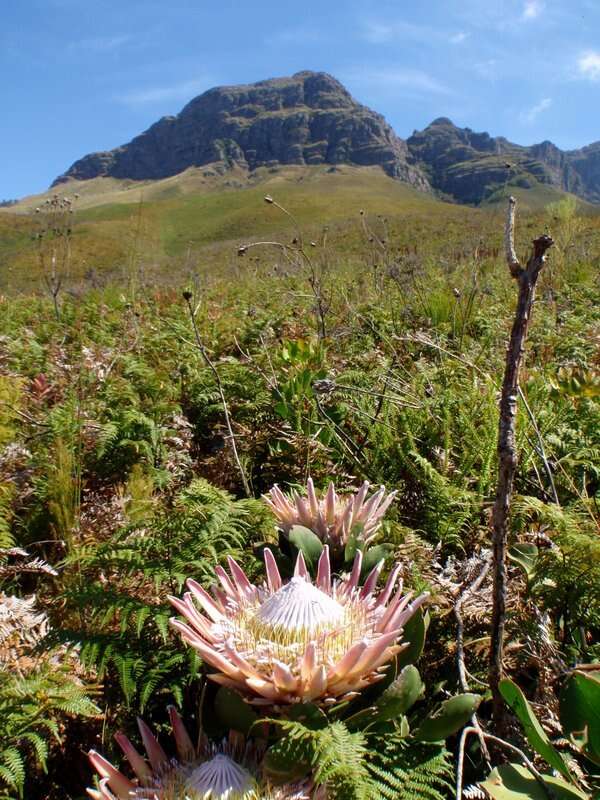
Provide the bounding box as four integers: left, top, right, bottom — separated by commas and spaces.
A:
489, 197, 553, 723
456, 726, 558, 800
184, 295, 251, 497
454, 554, 493, 778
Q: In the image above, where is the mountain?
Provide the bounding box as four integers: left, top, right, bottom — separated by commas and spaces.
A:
43, 70, 600, 207
406, 117, 600, 205
53, 71, 429, 192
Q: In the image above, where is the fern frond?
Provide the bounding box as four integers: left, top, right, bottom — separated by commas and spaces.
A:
368, 734, 453, 800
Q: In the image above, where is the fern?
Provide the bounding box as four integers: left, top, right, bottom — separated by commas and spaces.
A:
266, 719, 453, 800
313, 722, 373, 800
51, 478, 267, 710
267, 719, 375, 800
0, 662, 98, 798
368, 734, 454, 800
0, 484, 15, 551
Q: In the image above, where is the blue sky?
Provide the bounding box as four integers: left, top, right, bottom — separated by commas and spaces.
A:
3, 0, 600, 198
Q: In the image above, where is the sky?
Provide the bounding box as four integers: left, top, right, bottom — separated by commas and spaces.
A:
2, 0, 600, 199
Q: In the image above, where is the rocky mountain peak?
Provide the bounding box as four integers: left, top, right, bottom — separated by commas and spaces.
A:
53, 71, 430, 191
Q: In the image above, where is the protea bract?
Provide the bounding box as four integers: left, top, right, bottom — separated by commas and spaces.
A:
263, 479, 396, 551
87, 709, 309, 800
169, 546, 427, 706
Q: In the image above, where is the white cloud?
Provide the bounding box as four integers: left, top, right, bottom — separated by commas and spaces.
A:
361, 20, 435, 44
345, 66, 450, 95
114, 78, 212, 107
70, 34, 133, 52
522, 0, 544, 20
577, 50, 600, 81
361, 20, 468, 47
519, 97, 552, 123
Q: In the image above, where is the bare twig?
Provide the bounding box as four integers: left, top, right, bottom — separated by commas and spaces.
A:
184, 295, 251, 497
456, 727, 558, 800
454, 554, 493, 776
489, 197, 553, 723
504, 197, 521, 278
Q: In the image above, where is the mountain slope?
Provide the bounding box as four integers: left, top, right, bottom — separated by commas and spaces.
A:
3, 164, 460, 293
53, 71, 429, 191
37, 70, 600, 208
407, 117, 600, 205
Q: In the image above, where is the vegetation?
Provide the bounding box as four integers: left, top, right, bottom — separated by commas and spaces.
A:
0, 187, 598, 799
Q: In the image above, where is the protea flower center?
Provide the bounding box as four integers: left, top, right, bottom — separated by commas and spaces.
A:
169, 546, 429, 705
87, 712, 308, 800
185, 753, 255, 799
253, 576, 345, 637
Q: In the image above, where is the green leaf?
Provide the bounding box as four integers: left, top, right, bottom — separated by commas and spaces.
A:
286, 702, 328, 728
263, 738, 312, 782
499, 678, 573, 780
361, 545, 390, 578
559, 669, 600, 765
288, 525, 324, 570
415, 693, 481, 742
508, 543, 539, 580
214, 687, 258, 735
396, 609, 428, 669
375, 665, 424, 722
344, 523, 364, 565
480, 763, 588, 800
398, 715, 410, 738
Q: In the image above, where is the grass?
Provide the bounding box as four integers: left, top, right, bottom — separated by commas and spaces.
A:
4, 162, 594, 294
1, 166, 465, 292
0, 181, 599, 799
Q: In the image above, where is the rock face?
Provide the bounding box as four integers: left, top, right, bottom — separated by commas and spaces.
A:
53, 72, 600, 205
53, 71, 430, 191
406, 117, 600, 204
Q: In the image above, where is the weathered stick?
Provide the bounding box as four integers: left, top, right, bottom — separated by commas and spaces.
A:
184, 294, 251, 498
489, 197, 553, 722
456, 727, 557, 800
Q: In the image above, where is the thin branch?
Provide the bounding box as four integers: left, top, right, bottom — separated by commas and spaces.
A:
489, 197, 553, 723
456, 727, 558, 800
504, 196, 522, 278
184, 295, 251, 497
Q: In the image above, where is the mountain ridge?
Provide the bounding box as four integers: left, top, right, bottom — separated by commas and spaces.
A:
406, 116, 600, 204
52, 70, 600, 206
53, 71, 429, 192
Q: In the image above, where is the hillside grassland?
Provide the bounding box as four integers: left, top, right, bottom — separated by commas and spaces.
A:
4, 165, 599, 296
1, 183, 600, 800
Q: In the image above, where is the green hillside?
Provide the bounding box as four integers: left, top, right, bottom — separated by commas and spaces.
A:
0, 166, 456, 292
1, 163, 594, 295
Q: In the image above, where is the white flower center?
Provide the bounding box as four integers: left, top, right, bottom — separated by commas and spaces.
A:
254, 577, 344, 634
185, 754, 255, 800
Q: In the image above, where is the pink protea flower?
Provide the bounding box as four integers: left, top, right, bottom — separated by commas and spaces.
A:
169, 547, 428, 706
87, 708, 310, 799
263, 479, 396, 549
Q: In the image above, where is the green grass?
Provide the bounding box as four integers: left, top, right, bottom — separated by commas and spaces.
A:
0, 166, 460, 291
2, 163, 596, 295
0, 184, 599, 799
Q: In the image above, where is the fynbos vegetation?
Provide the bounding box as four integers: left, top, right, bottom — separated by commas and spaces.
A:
0, 187, 598, 800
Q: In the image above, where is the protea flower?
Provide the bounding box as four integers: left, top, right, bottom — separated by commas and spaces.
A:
87, 709, 310, 799
169, 546, 428, 706
263, 479, 396, 550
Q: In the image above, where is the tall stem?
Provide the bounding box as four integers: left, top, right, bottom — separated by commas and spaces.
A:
184, 296, 251, 497
489, 197, 553, 722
